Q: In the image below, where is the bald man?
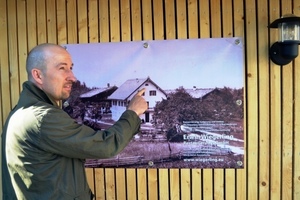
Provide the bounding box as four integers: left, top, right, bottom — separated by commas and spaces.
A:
2, 43, 147, 199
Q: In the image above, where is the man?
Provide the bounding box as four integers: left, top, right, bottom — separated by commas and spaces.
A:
1, 43, 147, 199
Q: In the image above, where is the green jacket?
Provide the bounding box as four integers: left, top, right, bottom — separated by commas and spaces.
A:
2, 81, 141, 199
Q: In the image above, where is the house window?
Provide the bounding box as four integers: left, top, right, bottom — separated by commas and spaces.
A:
149, 90, 156, 96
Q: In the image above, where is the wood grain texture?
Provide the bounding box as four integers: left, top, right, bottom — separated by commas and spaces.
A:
0, 0, 299, 199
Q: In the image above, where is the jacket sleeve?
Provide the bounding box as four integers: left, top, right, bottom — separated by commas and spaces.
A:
39, 109, 141, 159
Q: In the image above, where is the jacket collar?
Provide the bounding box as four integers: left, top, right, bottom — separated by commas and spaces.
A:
21, 81, 61, 108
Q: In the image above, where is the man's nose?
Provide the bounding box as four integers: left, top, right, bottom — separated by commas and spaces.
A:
67, 71, 77, 82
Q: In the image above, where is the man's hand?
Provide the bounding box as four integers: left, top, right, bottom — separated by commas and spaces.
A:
127, 88, 148, 116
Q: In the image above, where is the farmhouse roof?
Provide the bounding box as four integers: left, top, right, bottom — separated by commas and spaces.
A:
109, 77, 166, 100
185, 88, 215, 98
80, 86, 117, 98
164, 88, 215, 98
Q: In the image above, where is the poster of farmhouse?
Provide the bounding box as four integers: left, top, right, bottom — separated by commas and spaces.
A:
64, 38, 244, 169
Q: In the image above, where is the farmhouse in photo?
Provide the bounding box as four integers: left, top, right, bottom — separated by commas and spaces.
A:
108, 77, 167, 122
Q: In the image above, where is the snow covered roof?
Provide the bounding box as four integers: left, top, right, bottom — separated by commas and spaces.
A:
108, 78, 148, 100
108, 77, 167, 100
164, 88, 215, 98
185, 88, 215, 98
80, 87, 116, 98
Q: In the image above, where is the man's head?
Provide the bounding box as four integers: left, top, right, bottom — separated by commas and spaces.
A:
26, 43, 77, 104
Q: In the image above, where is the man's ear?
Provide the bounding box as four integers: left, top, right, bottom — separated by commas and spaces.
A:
31, 69, 43, 84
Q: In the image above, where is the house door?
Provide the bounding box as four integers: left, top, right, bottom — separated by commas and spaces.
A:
145, 112, 150, 123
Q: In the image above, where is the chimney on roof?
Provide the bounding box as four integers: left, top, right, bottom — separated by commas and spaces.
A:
107, 83, 110, 87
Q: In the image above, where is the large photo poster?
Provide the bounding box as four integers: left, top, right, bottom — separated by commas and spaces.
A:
64, 38, 244, 168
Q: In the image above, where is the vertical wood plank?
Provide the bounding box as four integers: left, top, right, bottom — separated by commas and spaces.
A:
137, 169, 147, 200
223, 3, 239, 199
120, 0, 131, 41
109, 0, 120, 42
191, 169, 201, 200
187, 0, 198, 39
26, 0, 37, 49
169, 169, 180, 200
257, 0, 270, 199
269, 1, 282, 200
176, 0, 187, 39
115, 169, 126, 200
7, 0, 20, 106
225, 169, 235, 200
132, 7, 146, 200
126, 169, 137, 200
280, 1, 293, 199
0, 1, 8, 196
213, 169, 224, 200
281, 63, 294, 200
153, 0, 164, 40
128, 3, 142, 198
66, 0, 77, 44
151, 3, 164, 197
180, 169, 191, 200
245, 0, 259, 200
165, 0, 176, 39
77, 0, 88, 43
210, 0, 221, 37
233, 1, 246, 199
203, 169, 213, 200
85, 168, 95, 196
198, 2, 212, 200
56, 0, 67, 44
116, 3, 130, 197
187, 3, 201, 195
0, 0, 10, 128
17, 0, 27, 88
199, 0, 210, 38
233, 0, 244, 37
293, 43, 300, 200
88, 0, 98, 43
293, 2, 300, 199
211, 1, 224, 199
142, 0, 153, 40
148, 169, 158, 200
95, 168, 105, 200
221, 0, 233, 37
46, 0, 57, 43
131, 0, 142, 41
175, 3, 188, 198
158, 169, 169, 199
105, 168, 116, 200
99, 0, 109, 42
36, 0, 47, 43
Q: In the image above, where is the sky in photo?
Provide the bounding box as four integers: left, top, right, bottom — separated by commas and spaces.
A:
64, 38, 244, 90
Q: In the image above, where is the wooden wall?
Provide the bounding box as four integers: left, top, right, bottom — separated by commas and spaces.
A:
0, 0, 299, 199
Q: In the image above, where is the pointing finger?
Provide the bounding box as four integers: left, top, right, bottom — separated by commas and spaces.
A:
136, 88, 145, 96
